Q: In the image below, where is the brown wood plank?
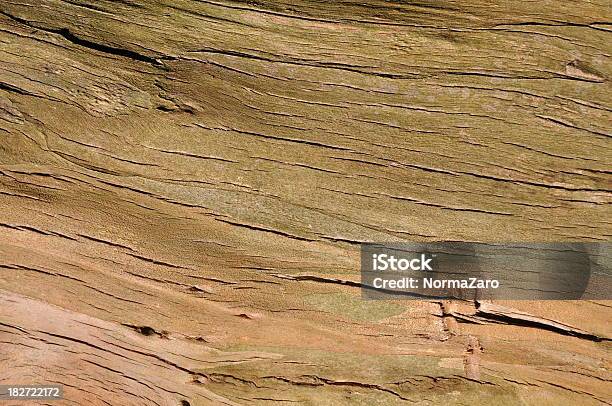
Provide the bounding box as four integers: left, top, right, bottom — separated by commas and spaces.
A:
0, 1, 610, 404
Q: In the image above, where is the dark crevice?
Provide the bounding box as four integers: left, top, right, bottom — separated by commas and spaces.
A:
126, 252, 192, 270
471, 311, 607, 342
122, 323, 170, 339
215, 218, 316, 242
492, 20, 612, 32
55, 28, 161, 65
472, 302, 609, 342
78, 233, 136, 252
190, 47, 418, 79
0, 81, 32, 96
0, 10, 168, 67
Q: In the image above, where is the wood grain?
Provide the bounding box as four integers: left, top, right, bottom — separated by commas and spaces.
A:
0, 1, 610, 404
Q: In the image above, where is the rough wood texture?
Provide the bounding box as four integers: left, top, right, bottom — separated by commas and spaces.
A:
0, 1, 610, 405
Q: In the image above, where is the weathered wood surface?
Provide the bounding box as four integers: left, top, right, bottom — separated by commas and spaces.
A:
0, 1, 611, 404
